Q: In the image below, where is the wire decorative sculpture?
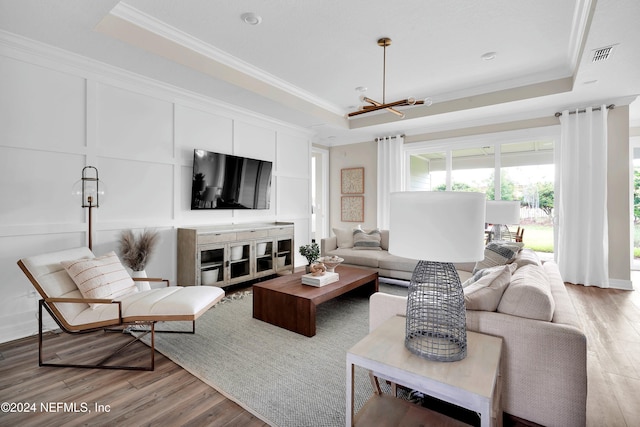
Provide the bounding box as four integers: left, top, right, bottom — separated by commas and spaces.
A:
405, 260, 467, 362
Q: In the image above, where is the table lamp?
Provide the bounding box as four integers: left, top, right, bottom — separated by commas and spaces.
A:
485, 200, 520, 242
389, 191, 485, 361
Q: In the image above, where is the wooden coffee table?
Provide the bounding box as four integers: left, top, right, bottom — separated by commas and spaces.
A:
252, 266, 378, 337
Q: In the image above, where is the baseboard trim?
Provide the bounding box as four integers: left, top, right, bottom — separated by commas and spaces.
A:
608, 278, 634, 291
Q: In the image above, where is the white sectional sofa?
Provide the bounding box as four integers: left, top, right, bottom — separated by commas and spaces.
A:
377, 254, 587, 427
321, 229, 420, 281
323, 229, 587, 427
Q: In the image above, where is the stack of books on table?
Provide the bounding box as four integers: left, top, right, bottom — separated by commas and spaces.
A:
301, 272, 339, 287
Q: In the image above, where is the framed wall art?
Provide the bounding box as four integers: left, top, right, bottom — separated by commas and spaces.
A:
341, 196, 364, 222
341, 167, 364, 194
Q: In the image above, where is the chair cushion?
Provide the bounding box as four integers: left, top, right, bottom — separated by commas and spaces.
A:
70, 286, 225, 326
61, 251, 138, 309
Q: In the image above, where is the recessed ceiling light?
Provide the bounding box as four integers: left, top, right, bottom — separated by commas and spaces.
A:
481, 52, 497, 61
241, 12, 262, 25
355, 86, 368, 93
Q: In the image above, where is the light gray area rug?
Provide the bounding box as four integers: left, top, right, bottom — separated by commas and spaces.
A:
148, 284, 408, 427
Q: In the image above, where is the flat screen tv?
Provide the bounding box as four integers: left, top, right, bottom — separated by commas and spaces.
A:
191, 149, 273, 210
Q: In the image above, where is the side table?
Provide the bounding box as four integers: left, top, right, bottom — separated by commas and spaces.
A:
346, 315, 503, 426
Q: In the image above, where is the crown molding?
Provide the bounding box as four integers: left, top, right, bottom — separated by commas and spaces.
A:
107, 2, 345, 117
567, 0, 596, 72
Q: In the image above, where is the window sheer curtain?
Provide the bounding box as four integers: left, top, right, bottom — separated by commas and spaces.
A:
555, 106, 609, 287
377, 135, 404, 230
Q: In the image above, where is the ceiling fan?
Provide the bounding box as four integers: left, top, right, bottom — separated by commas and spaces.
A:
347, 38, 432, 119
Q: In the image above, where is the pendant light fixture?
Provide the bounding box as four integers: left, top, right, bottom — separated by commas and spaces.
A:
348, 38, 432, 119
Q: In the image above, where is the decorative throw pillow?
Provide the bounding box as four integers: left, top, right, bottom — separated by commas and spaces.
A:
61, 251, 138, 309
463, 262, 517, 288
379, 230, 390, 251
333, 227, 359, 248
353, 229, 382, 250
463, 264, 512, 311
473, 242, 518, 273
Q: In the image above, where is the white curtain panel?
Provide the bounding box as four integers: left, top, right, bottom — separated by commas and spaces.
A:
555, 106, 609, 287
377, 135, 404, 229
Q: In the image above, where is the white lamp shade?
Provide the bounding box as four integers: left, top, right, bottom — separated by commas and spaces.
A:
388, 191, 486, 262
485, 200, 520, 225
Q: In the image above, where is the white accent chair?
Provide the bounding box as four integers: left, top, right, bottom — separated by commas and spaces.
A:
18, 247, 225, 371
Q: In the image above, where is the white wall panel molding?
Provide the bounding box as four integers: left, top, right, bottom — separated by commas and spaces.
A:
95, 83, 174, 162
0, 30, 312, 136
233, 121, 277, 161
0, 56, 86, 151
0, 224, 86, 238
276, 132, 311, 178
0, 30, 313, 344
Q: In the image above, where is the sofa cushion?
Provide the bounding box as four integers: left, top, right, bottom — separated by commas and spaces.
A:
378, 253, 418, 273
333, 227, 357, 248
353, 229, 382, 250
497, 264, 555, 321
324, 248, 385, 268
61, 251, 138, 309
514, 248, 542, 268
463, 264, 512, 311
473, 242, 518, 273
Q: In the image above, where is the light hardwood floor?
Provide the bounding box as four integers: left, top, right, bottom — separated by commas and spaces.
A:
0, 280, 638, 426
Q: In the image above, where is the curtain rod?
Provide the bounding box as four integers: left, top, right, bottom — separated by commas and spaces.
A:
554, 104, 615, 117
375, 134, 405, 141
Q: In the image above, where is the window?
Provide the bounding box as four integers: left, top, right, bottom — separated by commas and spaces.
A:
451, 146, 494, 193
409, 151, 446, 191
404, 128, 558, 254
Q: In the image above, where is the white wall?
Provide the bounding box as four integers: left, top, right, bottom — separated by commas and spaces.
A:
0, 33, 312, 343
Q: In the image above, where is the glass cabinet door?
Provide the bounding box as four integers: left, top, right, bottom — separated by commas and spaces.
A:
255, 238, 275, 277
199, 245, 225, 286
228, 241, 252, 284
275, 237, 293, 272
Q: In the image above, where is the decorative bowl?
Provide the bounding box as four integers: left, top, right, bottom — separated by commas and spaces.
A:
319, 256, 344, 273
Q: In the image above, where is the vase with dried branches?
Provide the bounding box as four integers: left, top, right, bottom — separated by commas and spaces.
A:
118, 229, 160, 272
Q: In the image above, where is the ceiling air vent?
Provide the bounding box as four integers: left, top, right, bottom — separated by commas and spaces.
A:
592, 45, 614, 62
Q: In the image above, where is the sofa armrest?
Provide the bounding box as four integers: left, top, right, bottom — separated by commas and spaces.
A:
369, 292, 407, 332
320, 236, 337, 256
466, 311, 586, 427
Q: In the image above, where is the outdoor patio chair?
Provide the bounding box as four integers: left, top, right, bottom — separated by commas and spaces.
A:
17, 247, 224, 371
